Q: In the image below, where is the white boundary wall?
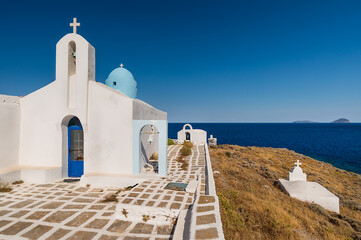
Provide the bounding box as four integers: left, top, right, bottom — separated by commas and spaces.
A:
185, 143, 225, 240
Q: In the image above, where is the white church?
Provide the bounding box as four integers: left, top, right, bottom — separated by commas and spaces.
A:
0, 19, 168, 187
177, 124, 207, 144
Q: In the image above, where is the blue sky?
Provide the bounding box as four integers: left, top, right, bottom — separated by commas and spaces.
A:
1, 0, 361, 122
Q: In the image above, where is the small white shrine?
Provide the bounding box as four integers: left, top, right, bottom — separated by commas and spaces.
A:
0, 19, 168, 187
289, 160, 307, 181
177, 124, 207, 144
279, 160, 340, 213
208, 135, 217, 147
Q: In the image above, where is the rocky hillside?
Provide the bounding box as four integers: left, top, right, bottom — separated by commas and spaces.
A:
210, 145, 361, 240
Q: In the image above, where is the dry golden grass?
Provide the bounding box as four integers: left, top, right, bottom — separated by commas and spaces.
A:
210, 145, 361, 240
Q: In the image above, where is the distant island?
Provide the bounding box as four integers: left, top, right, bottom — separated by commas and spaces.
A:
293, 118, 351, 123
293, 120, 317, 123
331, 118, 351, 123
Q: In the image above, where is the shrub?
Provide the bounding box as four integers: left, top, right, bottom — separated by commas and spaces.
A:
180, 146, 192, 156
150, 152, 158, 160
103, 193, 118, 202
183, 141, 193, 148
309, 203, 330, 218
181, 162, 189, 170
12, 180, 24, 185
142, 215, 150, 222
176, 156, 189, 171
225, 151, 231, 157
168, 138, 175, 145
343, 199, 361, 211
0, 180, 12, 192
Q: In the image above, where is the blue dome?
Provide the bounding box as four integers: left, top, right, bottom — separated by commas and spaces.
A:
105, 66, 137, 99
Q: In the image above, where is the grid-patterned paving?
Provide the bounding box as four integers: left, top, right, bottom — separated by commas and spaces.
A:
0, 144, 207, 239
118, 145, 206, 211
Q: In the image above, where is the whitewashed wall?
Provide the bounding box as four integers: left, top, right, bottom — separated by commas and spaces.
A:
0, 95, 20, 170
18, 34, 94, 172
177, 124, 207, 144
0, 32, 168, 185
86, 82, 133, 175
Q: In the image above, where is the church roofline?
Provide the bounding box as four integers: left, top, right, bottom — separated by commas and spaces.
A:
56, 33, 94, 49
94, 81, 130, 99
133, 98, 167, 116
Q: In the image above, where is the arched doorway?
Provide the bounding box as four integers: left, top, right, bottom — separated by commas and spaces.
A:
68, 117, 84, 177
185, 131, 191, 141
139, 125, 159, 174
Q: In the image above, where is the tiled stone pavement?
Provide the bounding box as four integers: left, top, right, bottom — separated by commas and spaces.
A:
189, 145, 225, 240
118, 145, 206, 214
0, 144, 208, 239
193, 196, 220, 239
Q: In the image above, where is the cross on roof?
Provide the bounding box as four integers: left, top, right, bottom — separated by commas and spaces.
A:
70, 18, 80, 34
294, 160, 302, 167
120, 63, 124, 68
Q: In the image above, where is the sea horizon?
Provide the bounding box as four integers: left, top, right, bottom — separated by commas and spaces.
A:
169, 122, 361, 124
169, 123, 361, 175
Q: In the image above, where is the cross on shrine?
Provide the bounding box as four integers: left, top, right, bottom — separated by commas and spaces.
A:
294, 160, 302, 167
70, 18, 80, 34
120, 63, 124, 68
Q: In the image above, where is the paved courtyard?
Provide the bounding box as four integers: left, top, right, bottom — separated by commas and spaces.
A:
0, 144, 213, 240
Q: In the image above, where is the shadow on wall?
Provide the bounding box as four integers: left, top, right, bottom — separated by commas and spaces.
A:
140, 125, 159, 173
140, 142, 149, 165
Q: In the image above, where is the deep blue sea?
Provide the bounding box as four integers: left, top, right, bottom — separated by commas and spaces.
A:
168, 123, 361, 174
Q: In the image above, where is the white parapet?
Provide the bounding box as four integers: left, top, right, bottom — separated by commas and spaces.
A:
186, 180, 198, 193
279, 179, 340, 213
173, 209, 188, 240
0, 166, 62, 184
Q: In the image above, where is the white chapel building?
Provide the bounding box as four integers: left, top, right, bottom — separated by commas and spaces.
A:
0, 19, 168, 187
177, 124, 207, 144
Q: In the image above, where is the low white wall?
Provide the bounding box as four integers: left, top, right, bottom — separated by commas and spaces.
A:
0, 166, 61, 184
21, 167, 62, 184
0, 167, 21, 183
279, 179, 340, 213
0, 95, 20, 170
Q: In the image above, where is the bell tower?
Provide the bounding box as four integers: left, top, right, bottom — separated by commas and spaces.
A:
55, 18, 95, 125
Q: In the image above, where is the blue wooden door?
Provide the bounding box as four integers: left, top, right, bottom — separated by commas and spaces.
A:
68, 125, 84, 177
